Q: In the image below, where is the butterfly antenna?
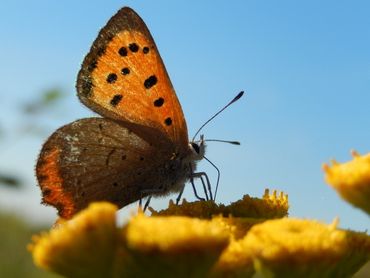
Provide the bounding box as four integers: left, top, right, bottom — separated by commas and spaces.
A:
205, 139, 240, 145
192, 91, 244, 141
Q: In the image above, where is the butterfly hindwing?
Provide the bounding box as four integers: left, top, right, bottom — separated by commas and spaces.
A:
77, 7, 188, 153
36, 117, 188, 219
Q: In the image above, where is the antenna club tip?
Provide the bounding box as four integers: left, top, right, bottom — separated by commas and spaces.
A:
192, 91, 244, 140
234, 91, 244, 101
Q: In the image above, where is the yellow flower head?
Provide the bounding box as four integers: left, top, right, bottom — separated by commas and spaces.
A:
29, 202, 118, 277
151, 189, 289, 219
216, 218, 370, 278
122, 214, 229, 277
323, 150, 370, 215
29, 202, 237, 277
29, 194, 369, 277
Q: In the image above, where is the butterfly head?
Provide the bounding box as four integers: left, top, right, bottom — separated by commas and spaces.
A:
189, 134, 206, 161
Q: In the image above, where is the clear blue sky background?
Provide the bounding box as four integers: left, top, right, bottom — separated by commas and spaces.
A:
0, 1, 369, 230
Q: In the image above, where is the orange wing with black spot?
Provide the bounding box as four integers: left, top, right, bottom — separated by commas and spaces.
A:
76, 7, 188, 152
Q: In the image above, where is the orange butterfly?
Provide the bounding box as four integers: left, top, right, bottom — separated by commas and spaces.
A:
36, 7, 243, 219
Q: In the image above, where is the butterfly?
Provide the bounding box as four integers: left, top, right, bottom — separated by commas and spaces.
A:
36, 7, 243, 219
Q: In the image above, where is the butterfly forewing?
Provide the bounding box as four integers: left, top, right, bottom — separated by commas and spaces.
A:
36, 118, 180, 219
77, 7, 188, 153
37, 7, 197, 219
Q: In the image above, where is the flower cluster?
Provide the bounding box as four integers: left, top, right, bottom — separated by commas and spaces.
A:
29, 172, 370, 278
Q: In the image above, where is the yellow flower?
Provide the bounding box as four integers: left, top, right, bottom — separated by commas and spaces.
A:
151, 189, 289, 219
121, 214, 229, 277
29, 202, 233, 277
323, 150, 370, 215
29, 202, 119, 277
29, 194, 369, 277
214, 218, 370, 278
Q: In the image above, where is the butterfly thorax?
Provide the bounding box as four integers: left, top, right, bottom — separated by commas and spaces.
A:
152, 139, 205, 197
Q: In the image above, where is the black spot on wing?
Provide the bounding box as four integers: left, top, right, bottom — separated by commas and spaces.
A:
164, 117, 172, 126
118, 47, 128, 56
110, 94, 123, 106
144, 75, 157, 89
129, 43, 139, 52
121, 67, 130, 75
106, 73, 117, 83
154, 97, 164, 107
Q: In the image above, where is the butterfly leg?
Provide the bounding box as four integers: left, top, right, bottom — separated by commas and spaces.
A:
143, 195, 152, 212
191, 172, 213, 201
139, 197, 143, 209
190, 178, 206, 201
191, 174, 209, 201
198, 175, 210, 201
188, 163, 206, 201
138, 192, 153, 212
175, 186, 185, 205
138, 188, 167, 212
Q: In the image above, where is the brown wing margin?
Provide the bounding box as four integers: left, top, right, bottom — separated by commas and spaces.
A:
36, 140, 76, 219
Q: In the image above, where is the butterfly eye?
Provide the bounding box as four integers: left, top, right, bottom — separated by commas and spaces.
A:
191, 142, 200, 154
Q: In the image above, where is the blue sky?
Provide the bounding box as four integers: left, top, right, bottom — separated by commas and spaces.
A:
0, 1, 369, 229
